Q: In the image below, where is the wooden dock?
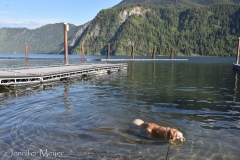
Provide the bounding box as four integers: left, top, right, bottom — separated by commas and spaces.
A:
98, 59, 188, 62
0, 63, 127, 86
233, 63, 240, 70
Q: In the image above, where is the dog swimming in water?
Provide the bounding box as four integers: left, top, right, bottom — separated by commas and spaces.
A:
133, 119, 185, 142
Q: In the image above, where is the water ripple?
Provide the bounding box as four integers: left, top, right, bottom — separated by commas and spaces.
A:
0, 58, 240, 159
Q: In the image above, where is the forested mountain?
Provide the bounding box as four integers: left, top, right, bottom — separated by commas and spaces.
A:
0, 23, 87, 54
71, 3, 240, 56
0, 0, 240, 56
117, 0, 240, 7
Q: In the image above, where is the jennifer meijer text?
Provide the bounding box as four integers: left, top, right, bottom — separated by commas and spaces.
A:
9, 149, 64, 158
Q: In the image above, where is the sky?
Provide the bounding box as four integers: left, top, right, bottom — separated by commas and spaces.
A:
0, 0, 122, 29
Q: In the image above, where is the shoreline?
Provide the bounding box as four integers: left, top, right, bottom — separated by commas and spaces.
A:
0, 55, 228, 60
0, 57, 86, 60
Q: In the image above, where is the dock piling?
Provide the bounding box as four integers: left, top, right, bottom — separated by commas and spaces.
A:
81, 43, 84, 62
107, 43, 110, 59
25, 43, 29, 59
64, 23, 69, 65
131, 44, 134, 59
236, 38, 240, 64
152, 46, 156, 59
170, 48, 174, 59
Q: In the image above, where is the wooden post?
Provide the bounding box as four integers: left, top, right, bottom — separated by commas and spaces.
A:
25, 43, 29, 58
81, 43, 84, 60
131, 44, 134, 59
170, 48, 174, 59
106, 43, 110, 59
236, 38, 240, 64
64, 23, 69, 65
152, 46, 156, 59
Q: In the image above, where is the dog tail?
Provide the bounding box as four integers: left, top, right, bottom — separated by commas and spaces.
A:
133, 119, 144, 126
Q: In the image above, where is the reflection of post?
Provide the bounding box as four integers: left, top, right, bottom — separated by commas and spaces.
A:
236, 38, 240, 64
64, 83, 72, 111
153, 61, 156, 82
64, 23, 69, 65
131, 44, 134, 59
25, 58, 29, 68
234, 72, 238, 102
64, 84, 69, 103
130, 61, 137, 99
39, 83, 43, 91
131, 61, 134, 81
171, 61, 174, 86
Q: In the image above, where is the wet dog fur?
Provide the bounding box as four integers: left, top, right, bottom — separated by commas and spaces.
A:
133, 119, 185, 142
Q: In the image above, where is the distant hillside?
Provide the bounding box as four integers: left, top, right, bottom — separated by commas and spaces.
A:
117, 0, 240, 7
71, 3, 240, 56
0, 23, 87, 54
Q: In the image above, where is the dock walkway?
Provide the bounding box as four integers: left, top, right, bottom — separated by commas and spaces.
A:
0, 63, 127, 86
98, 59, 188, 61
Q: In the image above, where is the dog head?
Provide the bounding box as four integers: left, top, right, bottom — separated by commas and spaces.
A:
170, 129, 185, 142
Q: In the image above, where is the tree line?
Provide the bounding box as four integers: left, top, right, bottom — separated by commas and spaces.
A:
72, 3, 240, 56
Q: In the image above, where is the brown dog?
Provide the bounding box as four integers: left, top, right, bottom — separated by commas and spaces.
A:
133, 119, 185, 142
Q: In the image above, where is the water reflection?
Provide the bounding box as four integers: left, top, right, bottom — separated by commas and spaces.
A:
25, 58, 29, 68
234, 72, 238, 102
63, 82, 72, 112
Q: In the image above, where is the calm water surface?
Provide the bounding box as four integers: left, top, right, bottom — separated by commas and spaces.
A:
0, 56, 240, 159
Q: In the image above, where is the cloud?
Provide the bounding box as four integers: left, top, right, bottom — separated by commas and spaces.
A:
0, 17, 62, 29
0, 10, 14, 15
0, 10, 63, 29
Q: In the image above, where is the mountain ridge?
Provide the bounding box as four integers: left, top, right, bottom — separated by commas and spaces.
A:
71, 2, 240, 56
117, 0, 240, 7
0, 0, 240, 56
0, 23, 87, 54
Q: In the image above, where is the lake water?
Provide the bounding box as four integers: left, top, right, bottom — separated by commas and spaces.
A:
0, 55, 239, 159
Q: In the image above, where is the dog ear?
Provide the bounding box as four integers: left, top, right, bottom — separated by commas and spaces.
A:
170, 129, 178, 140
167, 128, 172, 139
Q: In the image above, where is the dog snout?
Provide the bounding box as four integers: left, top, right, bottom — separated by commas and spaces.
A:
181, 137, 186, 142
